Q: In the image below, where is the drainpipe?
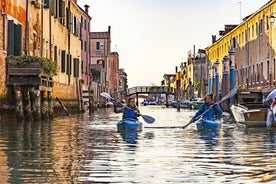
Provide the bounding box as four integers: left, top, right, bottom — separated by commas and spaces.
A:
40, 0, 43, 57
25, 0, 29, 54
49, 0, 51, 59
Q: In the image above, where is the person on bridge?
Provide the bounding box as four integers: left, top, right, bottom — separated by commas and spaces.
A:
122, 97, 140, 120
189, 93, 223, 124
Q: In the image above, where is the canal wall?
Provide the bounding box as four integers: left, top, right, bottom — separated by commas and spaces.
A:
0, 96, 84, 122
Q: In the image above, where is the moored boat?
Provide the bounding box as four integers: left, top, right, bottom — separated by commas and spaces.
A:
196, 119, 221, 130
230, 104, 276, 128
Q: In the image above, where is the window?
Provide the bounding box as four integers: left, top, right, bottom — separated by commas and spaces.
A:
96, 42, 104, 50
266, 15, 269, 30
7, 20, 22, 56
54, 46, 57, 62
66, 54, 72, 75
61, 50, 66, 73
252, 25, 254, 37
81, 60, 84, 73
73, 58, 79, 77
96, 42, 100, 50
256, 22, 258, 36
261, 62, 263, 82
259, 19, 263, 35
84, 41, 87, 52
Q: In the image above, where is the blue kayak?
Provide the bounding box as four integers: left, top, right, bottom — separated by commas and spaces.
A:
196, 119, 221, 130
117, 119, 142, 144
117, 118, 142, 130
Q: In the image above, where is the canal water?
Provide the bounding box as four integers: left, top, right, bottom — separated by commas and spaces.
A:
0, 106, 276, 183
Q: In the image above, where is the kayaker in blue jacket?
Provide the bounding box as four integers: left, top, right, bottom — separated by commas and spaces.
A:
122, 97, 140, 120
189, 93, 223, 123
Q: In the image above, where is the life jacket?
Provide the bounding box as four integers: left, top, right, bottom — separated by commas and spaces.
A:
124, 107, 136, 119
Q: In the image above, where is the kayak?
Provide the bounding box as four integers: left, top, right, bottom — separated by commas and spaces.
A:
196, 119, 221, 130
117, 118, 142, 144
117, 118, 142, 130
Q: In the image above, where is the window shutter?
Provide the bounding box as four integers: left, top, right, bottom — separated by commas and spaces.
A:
14, 24, 22, 56
7, 20, 14, 55
61, 50, 66, 73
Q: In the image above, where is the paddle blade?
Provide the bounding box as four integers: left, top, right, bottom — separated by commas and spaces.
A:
182, 121, 193, 129
100, 92, 112, 99
141, 114, 155, 124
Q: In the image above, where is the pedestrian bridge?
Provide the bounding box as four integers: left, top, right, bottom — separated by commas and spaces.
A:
127, 86, 174, 96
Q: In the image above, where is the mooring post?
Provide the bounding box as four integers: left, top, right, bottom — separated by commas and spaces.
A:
22, 87, 32, 120
14, 86, 24, 120
41, 91, 48, 119
48, 91, 53, 118
32, 89, 41, 121
89, 88, 95, 113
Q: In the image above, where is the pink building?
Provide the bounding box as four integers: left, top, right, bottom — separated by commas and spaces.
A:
79, 4, 91, 91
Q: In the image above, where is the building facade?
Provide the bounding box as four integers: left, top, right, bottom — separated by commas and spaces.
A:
206, 0, 276, 95
90, 26, 111, 105
79, 4, 91, 90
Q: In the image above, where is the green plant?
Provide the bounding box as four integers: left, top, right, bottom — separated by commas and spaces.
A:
6, 55, 35, 65
6, 55, 57, 76
41, 57, 57, 76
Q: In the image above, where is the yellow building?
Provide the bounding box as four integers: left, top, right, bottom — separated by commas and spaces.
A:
206, 0, 276, 91
10, 0, 82, 99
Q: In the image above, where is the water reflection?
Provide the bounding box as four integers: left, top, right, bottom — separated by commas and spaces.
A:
0, 107, 276, 183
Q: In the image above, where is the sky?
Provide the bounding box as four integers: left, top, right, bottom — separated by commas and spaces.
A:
77, 0, 270, 88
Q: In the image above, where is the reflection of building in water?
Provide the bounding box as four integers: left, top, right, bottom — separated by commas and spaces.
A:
50, 118, 84, 182
0, 117, 84, 183
0, 140, 9, 183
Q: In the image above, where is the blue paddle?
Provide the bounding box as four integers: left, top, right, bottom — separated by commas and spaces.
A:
100, 92, 155, 124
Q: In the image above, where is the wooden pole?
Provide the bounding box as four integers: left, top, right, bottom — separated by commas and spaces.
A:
41, 91, 48, 119
48, 91, 53, 118
56, 97, 71, 116
22, 87, 32, 120
14, 86, 24, 121
32, 89, 41, 121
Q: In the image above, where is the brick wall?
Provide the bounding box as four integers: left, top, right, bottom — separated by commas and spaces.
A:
0, 15, 7, 96
52, 82, 78, 100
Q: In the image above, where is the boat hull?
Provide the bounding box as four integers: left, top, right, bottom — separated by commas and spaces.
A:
117, 118, 142, 130
230, 104, 276, 128
117, 119, 142, 143
196, 119, 221, 130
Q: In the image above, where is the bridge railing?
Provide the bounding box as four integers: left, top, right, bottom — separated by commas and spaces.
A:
127, 86, 174, 96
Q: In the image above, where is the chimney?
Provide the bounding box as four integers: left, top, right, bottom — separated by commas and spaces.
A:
84, 4, 89, 14
212, 35, 216, 44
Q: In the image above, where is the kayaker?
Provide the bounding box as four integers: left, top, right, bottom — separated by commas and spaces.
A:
189, 93, 223, 123
122, 97, 140, 120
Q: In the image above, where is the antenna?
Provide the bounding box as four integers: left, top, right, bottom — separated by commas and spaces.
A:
238, 1, 242, 23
